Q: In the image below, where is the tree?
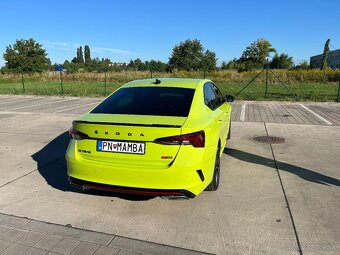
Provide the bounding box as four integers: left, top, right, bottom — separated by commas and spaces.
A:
295, 60, 309, 70
3, 38, 51, 72
239, 38, 276, 70
322, 39, 330, 70
77, 46, 84, 64
221, 61, 227, 70
202, 50, 217, 72
221, 58, 239, 70
127, 58, 145, 71
269, 53, 294, 69
84, 45, 91, 65
133, 58, 144, 71
149, 60, 157, 72
127, 59, 135, 70
63, 60, 78, 73
168, 39, 216, 71
71, 57, 79, 63
144, 61, 150, 71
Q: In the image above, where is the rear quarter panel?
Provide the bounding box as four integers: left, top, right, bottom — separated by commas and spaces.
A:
184, 81, 231, 149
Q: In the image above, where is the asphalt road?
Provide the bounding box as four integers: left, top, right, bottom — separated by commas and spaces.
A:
0, 95, 339, 255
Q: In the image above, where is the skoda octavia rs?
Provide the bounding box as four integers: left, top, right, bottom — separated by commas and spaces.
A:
66, 78, 233, 198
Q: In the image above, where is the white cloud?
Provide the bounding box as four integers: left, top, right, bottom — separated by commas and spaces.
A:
72, 42, 83, 48
41, 40, 72, 48
41, 40, 133, 55
92, 46, 132, 54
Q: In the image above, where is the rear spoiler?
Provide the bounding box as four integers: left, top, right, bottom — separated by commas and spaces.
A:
73, 120, 182, 128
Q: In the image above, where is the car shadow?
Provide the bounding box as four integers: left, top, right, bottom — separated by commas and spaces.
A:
224, 148, 340, 187
31, 132, 155, 201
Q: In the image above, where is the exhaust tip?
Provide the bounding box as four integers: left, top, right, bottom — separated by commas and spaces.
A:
69, 182, 85, 190
160, 195, 190, 200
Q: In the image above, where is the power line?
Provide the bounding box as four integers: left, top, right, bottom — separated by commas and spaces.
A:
330, 43, 337, 50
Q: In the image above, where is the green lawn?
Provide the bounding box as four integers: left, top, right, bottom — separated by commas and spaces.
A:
216, 82, 339, 101
0, 80, 339, 101
0, 81, 121, 97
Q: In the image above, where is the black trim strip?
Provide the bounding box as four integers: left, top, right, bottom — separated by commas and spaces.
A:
196, 170, 205, 182
73, 120, 181, 128
69, 177, 196, 198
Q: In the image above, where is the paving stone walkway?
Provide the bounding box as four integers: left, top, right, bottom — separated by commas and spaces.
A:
0, 213, 209, 255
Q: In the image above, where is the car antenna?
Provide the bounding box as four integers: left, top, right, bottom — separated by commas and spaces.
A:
153, 78, 161, 85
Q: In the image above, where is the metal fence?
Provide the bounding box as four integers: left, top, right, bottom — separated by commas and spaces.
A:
0, 71, 339, 102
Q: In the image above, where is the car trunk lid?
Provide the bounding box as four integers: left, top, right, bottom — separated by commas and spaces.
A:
73, 114, 186, 167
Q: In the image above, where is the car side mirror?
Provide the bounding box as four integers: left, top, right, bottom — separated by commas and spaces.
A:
225, 95, 235, 102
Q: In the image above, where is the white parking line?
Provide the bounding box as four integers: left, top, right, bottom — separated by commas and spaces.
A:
5, 99, 77, 111
0, 98, 39, 105
240, 103, 246, 121
53, 102, 99, 113
299, 104, 332, 125
0, 110, 76, 116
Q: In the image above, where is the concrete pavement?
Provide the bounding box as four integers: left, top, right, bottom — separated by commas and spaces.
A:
1, 95, 340, 126
0, 95, 339, 254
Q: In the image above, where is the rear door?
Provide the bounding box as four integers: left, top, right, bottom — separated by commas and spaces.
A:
203, 83, 229, 143
210, 83, 230, 141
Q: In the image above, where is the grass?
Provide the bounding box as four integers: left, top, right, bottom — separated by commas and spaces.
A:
0, 80, 338, 101
0, 81, 121, 97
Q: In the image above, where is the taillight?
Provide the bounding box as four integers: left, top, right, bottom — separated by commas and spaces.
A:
69, 127, 89, 140
154, 131, 205, 147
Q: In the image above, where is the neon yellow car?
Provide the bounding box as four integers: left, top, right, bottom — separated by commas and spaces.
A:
66, 78, 233, 198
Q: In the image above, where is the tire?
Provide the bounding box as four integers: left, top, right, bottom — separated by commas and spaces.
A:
205, 148, 220, 191
227, 120, 231, 140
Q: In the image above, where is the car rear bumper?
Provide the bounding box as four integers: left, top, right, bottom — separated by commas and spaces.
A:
66, 141, 216, 197
66, 157, 210, 197
69, 176, 196, 198
66, 134, 216, 197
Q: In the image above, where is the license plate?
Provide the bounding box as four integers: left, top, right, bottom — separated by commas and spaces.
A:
97, 140, 145, 155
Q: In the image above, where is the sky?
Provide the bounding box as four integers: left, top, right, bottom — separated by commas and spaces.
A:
0, 0, 339, 67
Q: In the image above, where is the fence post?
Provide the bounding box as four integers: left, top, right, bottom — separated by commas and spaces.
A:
21, 71, 25, 93
59, 70, 63, 96
265, 59, 269, 97
104, 71, 107, 96
337, 80, 340, 102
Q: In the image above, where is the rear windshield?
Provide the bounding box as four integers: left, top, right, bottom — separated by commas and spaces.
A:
91, 87, 195, 117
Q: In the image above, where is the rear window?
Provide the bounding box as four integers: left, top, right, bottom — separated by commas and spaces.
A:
91, 87, 195, 117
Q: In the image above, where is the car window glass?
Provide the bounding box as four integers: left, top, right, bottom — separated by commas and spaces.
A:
118, 93, 133, 107
203, 83, 217, 110
210, 83, 225, 106
91, 87, 195, 117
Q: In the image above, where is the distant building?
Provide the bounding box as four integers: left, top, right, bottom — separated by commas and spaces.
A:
108, 62, 125, 67
310, 49, 340, 69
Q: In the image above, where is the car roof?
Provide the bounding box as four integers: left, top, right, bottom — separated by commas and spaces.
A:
122, 78, 211, 89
